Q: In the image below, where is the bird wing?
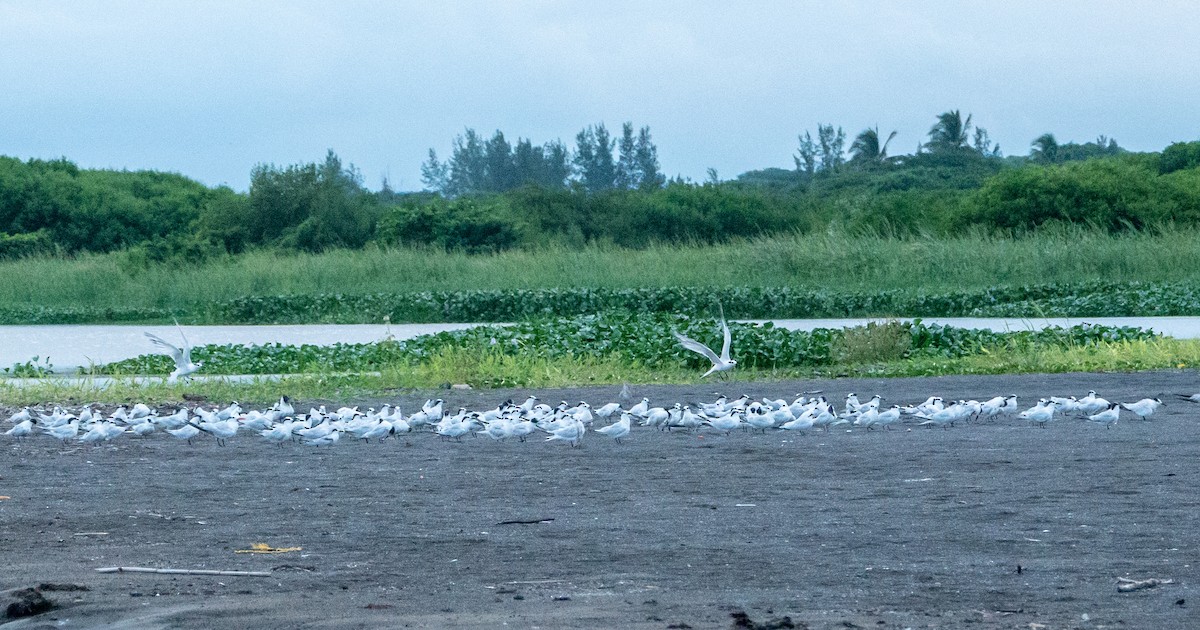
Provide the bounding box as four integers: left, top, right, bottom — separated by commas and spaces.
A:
174, 318, 193, 364
718, 302, 732, 362
145, 332, 185, 368
673, 332, 721, 364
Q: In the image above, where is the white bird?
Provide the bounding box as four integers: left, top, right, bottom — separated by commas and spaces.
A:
1049, 396, 1080, 414
194, 418, 238, 446
260, 422, 295, 446
436, 419, 472, 442
128, 419, 156, 437
700, 395, 728, 416
676, 406, 705, 431
705, 411, 743, 435
274, 396, 295, 418
517, 396, 539, 414
217, 402, 243, 420
873, 405, 902, 430
7, 407, 31, 425
545, 417, 585, 447
42, 420, 80, 442
627, 397, 650, 418
510, 419, 536, 442
1120, 398, 1162, 421
144, 319, 203, 383
1076, 391, 1111, 415
1019, 401, 1058, 428
915, 403, 970, 429
304, 429, 341, 447
979, 395, 1015, 420
478, 417, 513, 441
358, 420, 394, 442
389, 416, 412, 435
155, 408, 190, 429
1087, 403, 1121, 428
595, 414, 631, 444
594, 402, 622, 419
239, 411, 274, 432
166, 423, 201, 444
5, 419, 34, 440
296, 421, 335, 441
422, 399, 445, 421
673, 303, 737, 378
79, 421, 118, 444
640, 406, 670, 430
744, 410, 774, 433
778, 413, 815, 433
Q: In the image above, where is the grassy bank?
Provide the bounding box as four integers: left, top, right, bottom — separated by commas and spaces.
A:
1, 318, 1187, 406
1, 228, 1200, 323
3, 338, 1197, 407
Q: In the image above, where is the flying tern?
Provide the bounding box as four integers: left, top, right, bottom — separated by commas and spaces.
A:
144, 319, 203, 384
674, 303, 737, 378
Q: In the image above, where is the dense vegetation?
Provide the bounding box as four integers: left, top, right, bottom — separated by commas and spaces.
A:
4, 110, 1200, 260
6, 229, 1200, 323
94, 316, 1159, 377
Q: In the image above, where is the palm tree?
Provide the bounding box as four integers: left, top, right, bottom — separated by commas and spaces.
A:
1030, 133, 1059, 163
850, 127, 898, 163
927, 110, 972, 150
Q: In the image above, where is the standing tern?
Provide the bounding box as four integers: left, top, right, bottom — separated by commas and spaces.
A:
144, 319, 203, 384
1120, 398, 1162, 421
595, 414, 631, 444
1087, 403, 1121, 428
673, 303, 737, 378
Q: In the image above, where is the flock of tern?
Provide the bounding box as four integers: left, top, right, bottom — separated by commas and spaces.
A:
2, 389, 1171, 449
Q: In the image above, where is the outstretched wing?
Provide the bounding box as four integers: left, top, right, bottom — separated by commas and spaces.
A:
674, 332, 720, 365
145, 332, 185, 368
173, 318, 193, 364
717, 302, 732, 362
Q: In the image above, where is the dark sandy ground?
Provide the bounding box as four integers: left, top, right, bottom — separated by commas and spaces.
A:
2, 371, 1199, 629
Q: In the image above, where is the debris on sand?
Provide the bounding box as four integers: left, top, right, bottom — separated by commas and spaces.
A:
5, 587, 54, 619
1117, 577, 1174, 592
730, 610, 801, 629
37, 583, 89, 592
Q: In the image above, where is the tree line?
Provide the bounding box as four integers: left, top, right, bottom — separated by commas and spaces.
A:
1, 110, 1200, 259
420, 121, 664, 196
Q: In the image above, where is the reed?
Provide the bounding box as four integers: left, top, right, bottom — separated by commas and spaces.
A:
1, 226, 1199, 317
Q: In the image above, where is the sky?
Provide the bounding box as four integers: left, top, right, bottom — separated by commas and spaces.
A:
2, 1, 1199, 192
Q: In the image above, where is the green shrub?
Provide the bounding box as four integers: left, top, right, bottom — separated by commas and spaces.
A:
1160, 141, 1200, 175
0, 230, 54, 259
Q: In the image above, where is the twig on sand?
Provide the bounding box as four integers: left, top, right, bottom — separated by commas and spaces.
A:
95, 567, 271, 577
495, 517, 555, 525
1117, 577, 1173, 592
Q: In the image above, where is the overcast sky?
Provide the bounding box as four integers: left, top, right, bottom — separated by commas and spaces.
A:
2, 1, 1198, 191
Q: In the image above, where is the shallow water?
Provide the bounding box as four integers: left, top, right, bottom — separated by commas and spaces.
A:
0, 317, 1196, 372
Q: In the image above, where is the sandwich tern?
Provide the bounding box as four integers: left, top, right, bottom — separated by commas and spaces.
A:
144, 319, 203, 384
595, 414, 631, 444
674, 303, 737, 378
1120, 398, 1162, 421
1087, 403, 1121, 428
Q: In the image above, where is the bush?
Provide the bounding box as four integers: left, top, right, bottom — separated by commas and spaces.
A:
0, 230, 54, 259
377, 196, 523, 253
965, 159, 1166, 231
1160, 141, 1200, 175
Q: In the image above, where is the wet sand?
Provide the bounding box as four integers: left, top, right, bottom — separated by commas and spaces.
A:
2, 371, 1198, 628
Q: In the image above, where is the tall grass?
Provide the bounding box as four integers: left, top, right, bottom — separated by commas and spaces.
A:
1, 226, 1199, 312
